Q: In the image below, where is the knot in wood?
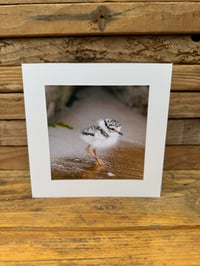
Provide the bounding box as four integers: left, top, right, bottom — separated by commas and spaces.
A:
92, 6, 111, 32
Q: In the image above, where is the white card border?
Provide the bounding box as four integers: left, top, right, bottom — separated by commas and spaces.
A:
22, 63, 172, 197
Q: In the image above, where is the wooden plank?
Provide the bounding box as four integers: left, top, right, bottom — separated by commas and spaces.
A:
2, 0, 200, 4
1, 36, 200, 66
1, 65, 200, 93
0, 229, 199, 264
1, 92, 200, 120
167, 119, 200, 145
169, 92, 200, 118
0, 145, 200, 170
0, 66, 23, 93
0, 170, 199, 229
172, 65, 200, 91
164, 146, 200, 170
0, 93, 25, 120
0, 147, 29, 170
1, 3, 200, 37
0, 120, 27, 146
1, 119, 200, 146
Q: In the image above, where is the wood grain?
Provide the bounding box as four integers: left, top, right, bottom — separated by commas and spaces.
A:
2, 0, 200, 4
0, 170, 199, 228
164, 146, 200, 170
0, 2, 200, 265
1, 3, 200, 37
1, 92, 200, 119
0, 93, 25, 120
1, 36, 200, 65
0, 168, 199, 265
172, 65, 200, 91
0, 229, 199, 264
0, 146, 200, 170
1, 65, 200, 93
169, 92, 200, 118
0, 147, 29, 170
1, 119, 200, 146
167, 119, 200, 145
0, 66, 23, 92
0, 120, 27, 146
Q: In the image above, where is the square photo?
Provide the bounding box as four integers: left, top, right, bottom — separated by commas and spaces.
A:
46, 86, 149, 180
22, 63, 172, 197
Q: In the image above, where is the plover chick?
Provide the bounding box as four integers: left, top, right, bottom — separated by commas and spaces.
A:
81, 118, 123, 167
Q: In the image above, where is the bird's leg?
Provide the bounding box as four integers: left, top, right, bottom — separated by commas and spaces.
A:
92, 149, 105, 167
85, 145, 92, 155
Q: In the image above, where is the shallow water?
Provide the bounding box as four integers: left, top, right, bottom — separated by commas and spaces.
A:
51, 141, 145, 180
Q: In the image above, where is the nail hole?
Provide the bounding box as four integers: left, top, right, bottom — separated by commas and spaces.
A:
100, 15, 104, 19
191, 35, 200, 42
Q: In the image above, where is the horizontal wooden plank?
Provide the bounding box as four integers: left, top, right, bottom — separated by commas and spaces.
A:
0, 145, 200, 170
2, 0, 200, 5
0, 229, 199, 264
1, 3, 200, 37
0, 147, 29, 170
1, 65, 200, 93
1, 119, 200, 146
1, 36, 200, 66
166, 119, 200, 145
164, 146, 200, 170
1, 92, 200, 120
0, 170, 199, 229
172, 65, 200, 91
0, 66, 23, 93
0, 120, 27, 146
169, 92, 200, 118
0, 93, 25, 119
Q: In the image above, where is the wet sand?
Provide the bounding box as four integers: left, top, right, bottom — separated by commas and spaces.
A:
51, 141, 145, 180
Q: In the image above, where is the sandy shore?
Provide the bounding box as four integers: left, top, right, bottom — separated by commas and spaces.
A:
48, 87, 147, 179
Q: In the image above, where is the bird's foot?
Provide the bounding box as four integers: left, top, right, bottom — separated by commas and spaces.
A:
96, 158, 106, 167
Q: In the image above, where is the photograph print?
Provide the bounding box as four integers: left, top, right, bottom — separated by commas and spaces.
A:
22, 63, 172, 197
46, 85, 149, 180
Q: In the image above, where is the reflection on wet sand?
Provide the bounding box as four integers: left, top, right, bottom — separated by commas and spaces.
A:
51, 141, 145, 180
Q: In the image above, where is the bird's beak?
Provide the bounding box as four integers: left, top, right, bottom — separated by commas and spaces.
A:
118, 131, 123, 136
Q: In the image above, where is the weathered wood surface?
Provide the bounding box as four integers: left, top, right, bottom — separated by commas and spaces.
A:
0, 170, 199, 228
167, 119, 200, 145
1, 65, 200, 92
0, 93, 25, 120
1, 92, 200, 120
1, 119, 200, 146
172, 65, 200, 91
1, 146, 200, 170
0, 120, 27, 146
0, 67, 23, 92
169, 92, 200, 118
2, 0, 200, 4
1, 36, 200, 65
0, 147, 29, 170
0, 169, 199, 264
0, 229, 200, 265
1, 3, 200, 37
0, 229, 199, 264
164, 146, 200, 170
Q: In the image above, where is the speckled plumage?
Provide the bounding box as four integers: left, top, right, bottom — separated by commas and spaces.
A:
81, 119, 123, 166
